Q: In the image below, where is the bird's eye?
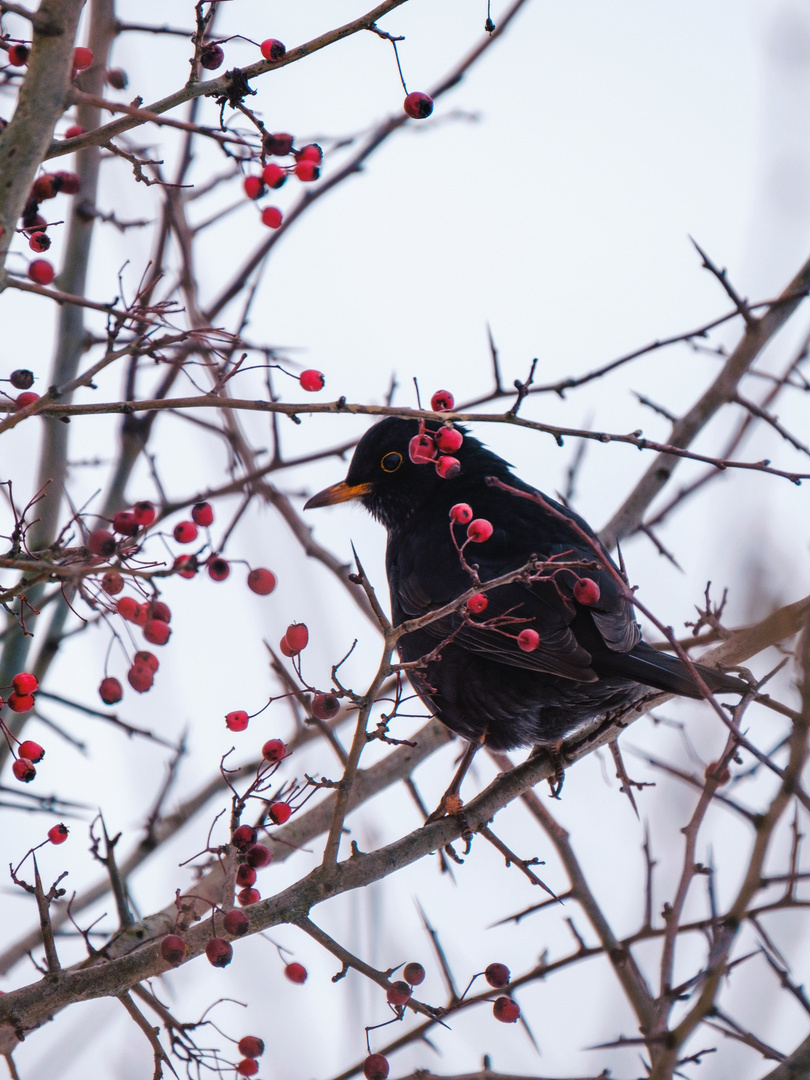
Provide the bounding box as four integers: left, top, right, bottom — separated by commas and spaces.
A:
380, 452, 403, 473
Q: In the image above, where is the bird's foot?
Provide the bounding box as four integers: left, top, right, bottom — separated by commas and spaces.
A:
531, 740, 566, 798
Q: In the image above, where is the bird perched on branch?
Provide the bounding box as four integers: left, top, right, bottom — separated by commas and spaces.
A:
305, 415, 745, 757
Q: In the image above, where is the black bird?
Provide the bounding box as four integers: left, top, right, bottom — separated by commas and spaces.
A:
305, 416, 745, 755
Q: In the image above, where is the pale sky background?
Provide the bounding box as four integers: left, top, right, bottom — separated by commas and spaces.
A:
2, 1, 810, 1078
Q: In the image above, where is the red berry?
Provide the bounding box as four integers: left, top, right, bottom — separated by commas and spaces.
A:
297, 143, 323, 163
106, 67, 128, 89
13, 672, 38, 695
87, 529, 116, 557
403, 91, 434, 119
435, 426, 463, 452
173, 554, 198, 579
467, 593, 488, 614
205, 937, 233, 967
27, 259, 55, 285
116, 596, 141, 621
261, 739, 288, 763
232, 825, 258, 851
18, 740, 44, 762
73, 47, 93, 70
263, 132, 294, 156
517, 628, 540, 652
127, 663, 154, 693
10, 369, 34, 390
573, 578, 601, 606
192, 501, 214, 526
64, 124, 84, 139
173, 520, 198, 544
261, 205, 283, 229
12, 758, 35, 782
493, 995, 520, 1023
237, 1036, 264, 1059
409, 433, 437, 464
31, 174, 58, 200
7, 44, 29, 66
99, 677, 123, 704
236, 1060, 259, 1078
237, 887, 261, 907
15, 392, 39, 409
207, 557, 230, 582
279, 635, 294, 657
247, 568, 276, 595
161, 934, 187, 966
386, 980, 411, 1007
431, 390, 454, 412
261, 163, 287, 189
246, 843, 273, 868
299, 369, 324, 392
28, 232, 51, 253
199, 42, 224, 69
226, 710, 249, 732
236, 864, 257, 887
435, 455, 460, 479
260, 38, 286, 61
102, 570, 124, 595
243, 175, 265, 200
285, 623, 309, 653
134, 650, 159, 672
450, 503, 473, 524
284, 962, 307, 984
8, 693, 34, 713
133, 500, 156, 526
55, 169, 80, 194
223, 908, 249, 936
293, 160, 319, 182
484, 962, 510, 987
403, 962, 425, 985
143, 619, 171, 645
363, 1054, 390, 1080
269, 801, 292, 824
467, 518, 493, 543
311, 692, 339, 720
48, 823, 69, 845
112, 510, 139, 535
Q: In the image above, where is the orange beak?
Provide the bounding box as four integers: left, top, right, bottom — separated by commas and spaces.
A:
304, 480, 373, 509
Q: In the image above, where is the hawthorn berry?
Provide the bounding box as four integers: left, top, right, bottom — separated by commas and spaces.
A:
279, 636, 294, 657
260, 38, 286, 61
99, 677, 123, 704
311, 692, 339, 720
117, 596, 141, 621
236, 1060, 259, 1078
146, 600, 171, 623
237, 887, 261, 907
435, 455, 460, 479
28, 232, 51, 253
18, 740, 44, 763
199, 42, 224, 69
467, 518, 493, 543
467, 593, 488, 614
237, 1036, 265, 1059
517, 628, 540, 652
431, 389, 455, 411
73, 46, 93, 70
299, 369, 324, 392
64, 124, 84, 139
232, 824, 258, 851
294, 160, 319, 182
161, 934, 187, 966
387, 980, 412, 1007
243, 174, 265, 200
493, 995, 520, 1023
133, 500, 156, 526
7, 44, 29, 66
247, 568, 276, 595
225, 710, 249, 732
55, 170, 80, 194
205, 937, 233, 967
173, 521, 198, 544
450, 502, 473, 524
15, 392, 39, 409
31, 174, 59, 200
261, 738, 288, 763
127, 663, 154, 693
207, 557, 230, 582
435, 426, 463, 452
573, 577, 601, 606
236, 864, 257, 888
285, 623, 309, 653
87, 529, 116, 557
223, 908, 249, 936
363, 1055, 390, 1080
8, 693, 34, 713
403, 962, 425, 985
261, 162, 287, 189
261, 205, 283, 229
409, 433, 437, 464
246, 843, 273, 868
27, 259, 55, 285
403, 91, 434, 119
13, 672, 38, 695
284, 961, 307, 983
112, 510, 139, 536
144, 619, 171, 645
191, 501, 214, 526
263, 132, 294, 156
173, 554, 198, 578
10, 369, 34, 390
106, 67, 128, 89
297, 143, 323, 163
269, 801, 292, 824
48, 823, 69, 844
484, 962, 510, 987
134, 650, 159, 672
102, 570, 124, 595
12, 758, 35, 782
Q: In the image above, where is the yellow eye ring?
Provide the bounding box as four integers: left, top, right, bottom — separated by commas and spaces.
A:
381, 452, 403, 473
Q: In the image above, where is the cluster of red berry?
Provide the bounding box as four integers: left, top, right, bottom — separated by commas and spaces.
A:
0, 673, 42, 783
3, 368, 38, 411
234, 1035, 264, 1077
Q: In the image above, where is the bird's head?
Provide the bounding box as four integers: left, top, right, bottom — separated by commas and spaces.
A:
304, 416, 512, 531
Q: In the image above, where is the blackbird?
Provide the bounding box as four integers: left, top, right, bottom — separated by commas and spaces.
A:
305, 416, 745, 753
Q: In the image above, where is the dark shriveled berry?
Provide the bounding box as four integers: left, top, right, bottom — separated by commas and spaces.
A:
403, 962, 425, 985
493, 995, 520, 1023
484, 962, 510, 987
10, 369, 34, 390
386, 980, 411, 1007
205, 937, 233, 967
161, 934, 187, 966
223, 908, 249, 936
363, 1054, 390, 1080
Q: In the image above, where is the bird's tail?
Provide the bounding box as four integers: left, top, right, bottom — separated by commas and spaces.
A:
600, 641, 747, 698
